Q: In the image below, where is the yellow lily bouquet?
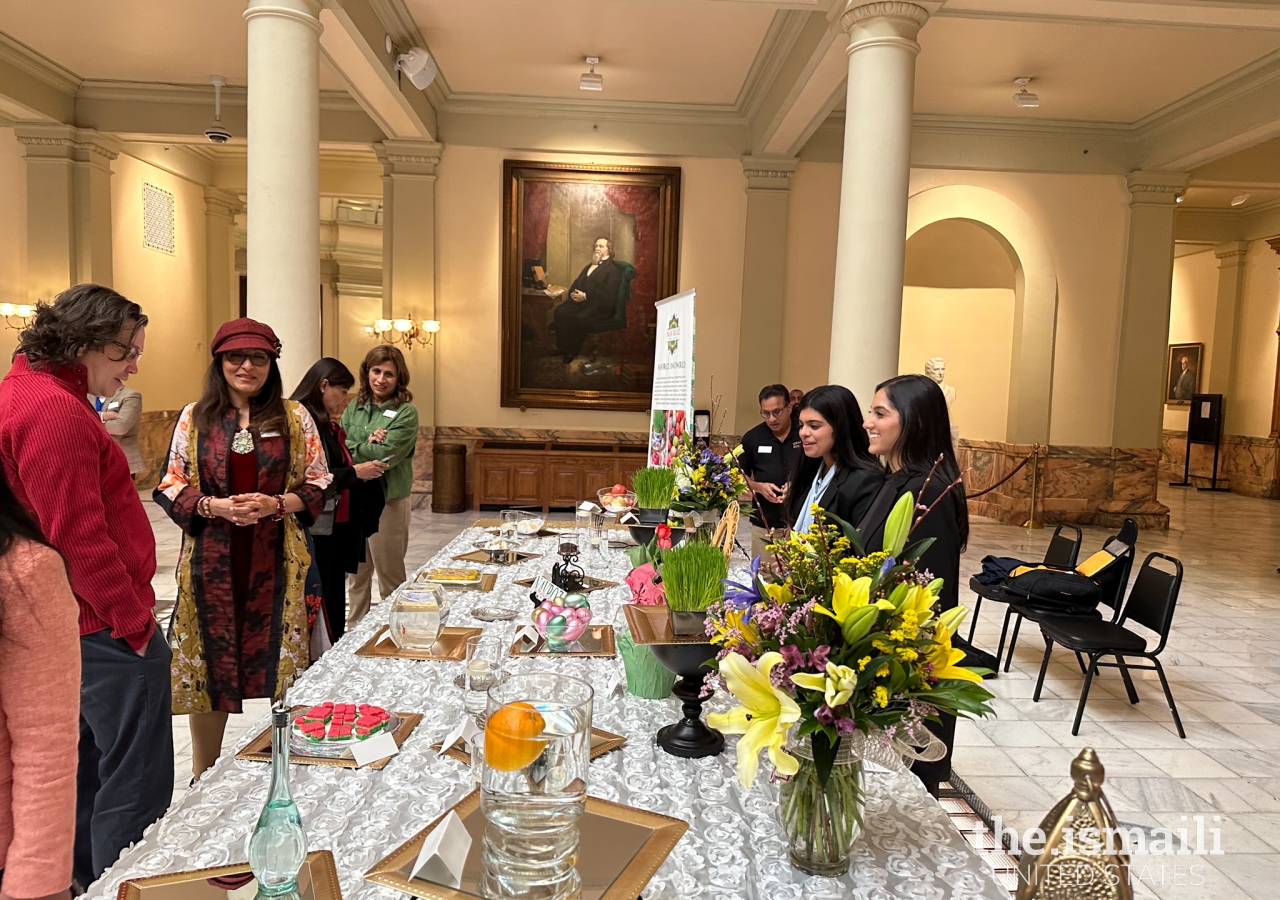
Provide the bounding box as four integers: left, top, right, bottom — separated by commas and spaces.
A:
703, 492, 994, 874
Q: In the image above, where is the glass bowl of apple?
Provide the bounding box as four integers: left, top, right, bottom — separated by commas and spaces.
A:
597, 483, 637, 515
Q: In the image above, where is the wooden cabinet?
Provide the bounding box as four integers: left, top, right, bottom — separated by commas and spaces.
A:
472, 440, 649, 511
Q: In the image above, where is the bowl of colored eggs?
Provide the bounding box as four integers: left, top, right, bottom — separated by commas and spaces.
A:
531, 593, 593, 650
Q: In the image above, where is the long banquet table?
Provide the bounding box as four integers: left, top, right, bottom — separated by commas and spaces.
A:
87, 524, 1009, 900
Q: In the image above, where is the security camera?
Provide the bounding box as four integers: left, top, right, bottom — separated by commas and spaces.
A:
396, 47, 437, 90
205, 75, 232, 143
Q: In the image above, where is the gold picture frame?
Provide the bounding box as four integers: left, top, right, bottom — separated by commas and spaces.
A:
116, 850, 341, 899
1165, 341, 1203, 406
500, 160, 681, 412
364, 790, 687, 900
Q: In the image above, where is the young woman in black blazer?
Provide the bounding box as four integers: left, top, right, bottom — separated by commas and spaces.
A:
858, 373, 971, 796
291, 358, 387, 642
782, 385, 884, 533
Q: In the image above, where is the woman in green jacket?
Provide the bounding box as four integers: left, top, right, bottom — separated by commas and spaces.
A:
341, 345, 418, 628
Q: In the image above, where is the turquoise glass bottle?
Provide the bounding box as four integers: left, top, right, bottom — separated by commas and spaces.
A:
248, 706, 308, 896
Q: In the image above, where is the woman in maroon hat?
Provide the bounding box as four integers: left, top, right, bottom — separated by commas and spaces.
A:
154, 317, 333, 779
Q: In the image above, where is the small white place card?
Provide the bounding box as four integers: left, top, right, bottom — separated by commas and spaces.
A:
578, 500, 601, 512
350, 731, 399, 768
531, 575, 566, 604
438, 715, 481, 757
513, 623, 541, 649
410, 810, 472, 889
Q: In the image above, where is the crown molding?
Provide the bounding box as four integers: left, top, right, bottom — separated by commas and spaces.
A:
735, 10, 812, 122
0, 32, 81, 94
439, 91, 747, 127
932, 0, 1280, 31
75, 79, 364, 113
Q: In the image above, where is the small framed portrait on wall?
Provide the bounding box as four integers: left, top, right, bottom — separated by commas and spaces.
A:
1166, 342, 1202, 405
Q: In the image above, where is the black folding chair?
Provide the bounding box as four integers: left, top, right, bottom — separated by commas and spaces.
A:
1032, 552, 1185, 738
999, 519, 1136, 672
965, 524, 1082, 644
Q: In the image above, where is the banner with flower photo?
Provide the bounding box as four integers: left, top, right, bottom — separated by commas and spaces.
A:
647, 288, 696, 467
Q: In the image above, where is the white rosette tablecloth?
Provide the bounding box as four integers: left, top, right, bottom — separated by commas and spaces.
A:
86, 526, 1007, 900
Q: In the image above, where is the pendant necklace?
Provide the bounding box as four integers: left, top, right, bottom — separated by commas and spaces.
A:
232, 426, 254, 455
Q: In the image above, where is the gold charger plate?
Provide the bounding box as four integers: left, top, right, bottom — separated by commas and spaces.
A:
432, 727, 627, 764
364, 790, 687, 900
451, 549, 543, 566
355, 625, 483, 661
117, 850, 341, 899
512, 575, 619, 594
509, 624, 616, 658
235, 708, 422, 770
623, 604, 709, 645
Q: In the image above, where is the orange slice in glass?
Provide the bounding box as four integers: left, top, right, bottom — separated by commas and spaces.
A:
484, 701, 548, 772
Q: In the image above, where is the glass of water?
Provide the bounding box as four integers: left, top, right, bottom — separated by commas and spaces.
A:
481, 673, 593, 900
464, 633, 505, 717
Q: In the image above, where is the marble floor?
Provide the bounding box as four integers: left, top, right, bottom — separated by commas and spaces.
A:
143, 486, 1280, 899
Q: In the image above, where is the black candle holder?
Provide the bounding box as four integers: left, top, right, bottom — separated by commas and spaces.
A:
550, 541, 586, 593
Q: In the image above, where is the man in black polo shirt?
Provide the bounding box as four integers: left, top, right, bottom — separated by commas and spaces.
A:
739, 384, 802, 559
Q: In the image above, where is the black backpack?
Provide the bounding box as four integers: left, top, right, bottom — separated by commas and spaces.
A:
1004, 568, 1103, 617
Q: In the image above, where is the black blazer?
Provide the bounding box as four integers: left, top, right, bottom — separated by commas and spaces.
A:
568, 257, 623, 309
789, 463, 883, 531
317, 421, 385, 541
859, 469, 962, 610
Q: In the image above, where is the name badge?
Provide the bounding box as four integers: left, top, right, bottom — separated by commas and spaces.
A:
260, 430, 281, 438
382, 408, 398, 419
757, 445, 772, 454
107, 401, 121, 410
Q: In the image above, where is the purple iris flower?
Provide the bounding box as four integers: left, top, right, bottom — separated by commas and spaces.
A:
879, 556, 897, 579
721, 556, 764, 621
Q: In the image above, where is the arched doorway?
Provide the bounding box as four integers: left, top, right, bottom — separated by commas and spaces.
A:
904, 186, 1058, 444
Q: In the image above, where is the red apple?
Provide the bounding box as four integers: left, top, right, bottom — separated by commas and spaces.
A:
612, 483, 626, 494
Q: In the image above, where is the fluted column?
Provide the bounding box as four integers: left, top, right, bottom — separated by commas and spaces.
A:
244, 0, 322, 389
734, 156, 796, 435
1111, 171, 1187, 449
827, 1, 929, 408
375, 139, 441, 427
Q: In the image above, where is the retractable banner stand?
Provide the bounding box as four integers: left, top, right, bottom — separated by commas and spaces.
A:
647, 289, 696, 467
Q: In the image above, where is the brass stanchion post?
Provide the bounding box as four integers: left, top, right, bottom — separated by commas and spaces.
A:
1023, 443, 1043, 529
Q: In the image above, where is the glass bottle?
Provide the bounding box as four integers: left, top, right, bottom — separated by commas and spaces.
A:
248, 706, 308, 896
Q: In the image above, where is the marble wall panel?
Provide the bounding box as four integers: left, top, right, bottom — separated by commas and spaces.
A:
1161, 430, 1279, 499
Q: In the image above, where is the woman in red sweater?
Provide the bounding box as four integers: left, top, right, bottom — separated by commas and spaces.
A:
0, 466, 79, 900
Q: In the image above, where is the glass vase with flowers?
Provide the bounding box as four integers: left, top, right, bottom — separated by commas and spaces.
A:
704, 472, 995, 876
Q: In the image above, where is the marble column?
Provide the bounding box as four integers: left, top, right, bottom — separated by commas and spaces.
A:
203, 187, 242, 350
734, 156, 796, 436
374, 140, 441, 427
828, 1, 929, 409
1111, 171, 1187, 449
244, 0, 322, 390
13, 125, 119, 299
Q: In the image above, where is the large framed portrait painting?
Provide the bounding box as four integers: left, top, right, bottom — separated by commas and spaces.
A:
1165, 342, 1202, 406
501, 160, 681, 411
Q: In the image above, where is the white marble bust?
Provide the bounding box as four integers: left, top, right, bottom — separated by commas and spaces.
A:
925, 357, 956, 410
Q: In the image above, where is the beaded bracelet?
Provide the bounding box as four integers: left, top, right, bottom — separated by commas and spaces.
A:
270, 494, 286, 521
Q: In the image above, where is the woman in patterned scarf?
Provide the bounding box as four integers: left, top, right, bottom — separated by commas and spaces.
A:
155, 318, 332, 780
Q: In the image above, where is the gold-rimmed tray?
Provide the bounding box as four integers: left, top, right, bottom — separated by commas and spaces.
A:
623, 604, 710, 645
117, 850, 341, 899
236, 707, 422, 770
431, 727, 627, 764
452, 549, 543, 566
512, 575, 619, 594
411, 571, 498, 592
355, 625, 483, 661
509, 624, 616, 658
364, 790, 687, 900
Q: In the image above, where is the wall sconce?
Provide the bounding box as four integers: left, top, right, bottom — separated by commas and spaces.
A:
365, 317, 441, 349
0, 303, 35, 332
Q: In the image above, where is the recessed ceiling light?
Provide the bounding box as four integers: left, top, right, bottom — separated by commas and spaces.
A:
580, 57, 602, 92
1013, 76, 1039, 109
1231, 192, 1251, 207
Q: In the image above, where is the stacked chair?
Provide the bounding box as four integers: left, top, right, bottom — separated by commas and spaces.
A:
1032, 552, 1186, 738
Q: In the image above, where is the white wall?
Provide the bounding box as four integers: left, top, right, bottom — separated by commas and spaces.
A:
1232, 240, 1280, 437
1164, 249, 1218, 431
